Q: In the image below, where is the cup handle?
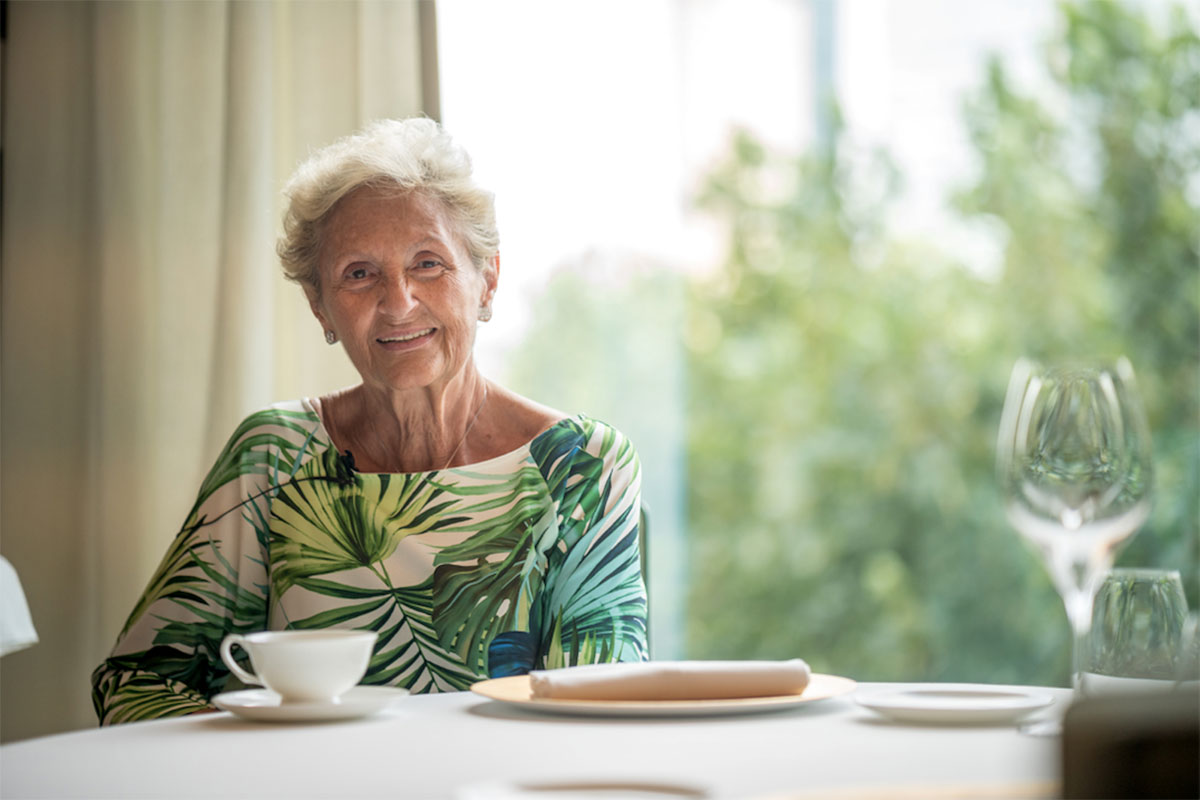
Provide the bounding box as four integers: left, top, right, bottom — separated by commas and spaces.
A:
219, 634, 262, 687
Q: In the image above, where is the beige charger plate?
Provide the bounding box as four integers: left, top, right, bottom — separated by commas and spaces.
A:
469, 673, 857, 717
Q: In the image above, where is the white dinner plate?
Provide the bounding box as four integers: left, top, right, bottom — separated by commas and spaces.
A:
855, 685, 1055, 725
469, 673, 857, 718
458, 780, 710, 799
213, 686, 409, 723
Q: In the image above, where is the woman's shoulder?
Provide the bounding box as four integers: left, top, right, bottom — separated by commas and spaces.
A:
487, 385, 628, 444
533, 412, 618, 440
528, 411, 638, 469
216, 399, 328, 456
485, 386, 565, 440
193, 400, 331, 501
234, 399, 323, 433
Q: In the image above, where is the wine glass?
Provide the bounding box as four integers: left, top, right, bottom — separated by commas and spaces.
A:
996, 357, 1154, 730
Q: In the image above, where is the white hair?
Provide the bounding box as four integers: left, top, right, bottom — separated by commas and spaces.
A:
277, 118, 499, 293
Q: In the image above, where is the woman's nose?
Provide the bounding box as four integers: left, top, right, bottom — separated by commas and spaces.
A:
379, 274, 418, 316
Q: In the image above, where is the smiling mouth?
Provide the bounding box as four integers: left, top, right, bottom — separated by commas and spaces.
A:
377, 328, 435, 344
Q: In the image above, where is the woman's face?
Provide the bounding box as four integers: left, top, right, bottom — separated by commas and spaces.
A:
309, 186, 497, 396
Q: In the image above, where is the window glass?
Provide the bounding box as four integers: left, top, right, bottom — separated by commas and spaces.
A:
438, 0, 1199, 684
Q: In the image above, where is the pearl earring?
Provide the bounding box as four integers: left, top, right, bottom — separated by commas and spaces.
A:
478, 306, 493, 322
324, 330, 337, 345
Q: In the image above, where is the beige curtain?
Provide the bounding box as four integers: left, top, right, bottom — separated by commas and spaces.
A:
1, 0, 436, 742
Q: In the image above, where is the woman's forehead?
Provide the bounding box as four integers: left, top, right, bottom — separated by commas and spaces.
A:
320, 187, 462, 257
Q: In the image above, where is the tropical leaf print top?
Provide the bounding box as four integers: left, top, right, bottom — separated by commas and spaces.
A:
92, 401, 648, 725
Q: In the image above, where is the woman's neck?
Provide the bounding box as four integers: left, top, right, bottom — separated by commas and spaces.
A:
320, 373, 491, 473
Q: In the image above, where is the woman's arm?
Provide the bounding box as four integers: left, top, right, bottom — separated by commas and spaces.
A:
533, 417, 649, 669
91, 406, 327, 725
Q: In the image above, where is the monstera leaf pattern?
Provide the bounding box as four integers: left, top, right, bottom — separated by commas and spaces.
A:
92, 402, 648, 724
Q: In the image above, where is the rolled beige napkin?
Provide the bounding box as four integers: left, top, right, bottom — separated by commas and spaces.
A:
528, 659, 811, 701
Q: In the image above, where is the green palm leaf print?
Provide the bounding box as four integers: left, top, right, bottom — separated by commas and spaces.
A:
119, 409, 324, 637
429, 466, 557, 672
94, 409, 647, 726
285, 575, 478, 691
532, 419, 647, 665
269, 447, 463, 596
92, 667, 212, 725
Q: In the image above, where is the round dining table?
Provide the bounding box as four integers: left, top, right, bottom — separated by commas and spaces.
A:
0, 681, 1070, 799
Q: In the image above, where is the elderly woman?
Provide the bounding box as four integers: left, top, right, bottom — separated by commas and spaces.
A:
92, 119, 648, 724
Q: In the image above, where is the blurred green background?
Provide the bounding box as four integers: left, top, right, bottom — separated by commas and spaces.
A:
504, 1, 1198, 686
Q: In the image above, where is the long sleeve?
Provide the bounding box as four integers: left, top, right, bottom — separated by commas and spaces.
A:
91, 406, 327, 725
533, 417, 649, 668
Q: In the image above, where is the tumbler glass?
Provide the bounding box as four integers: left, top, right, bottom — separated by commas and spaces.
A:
1085, 568, 1189, 694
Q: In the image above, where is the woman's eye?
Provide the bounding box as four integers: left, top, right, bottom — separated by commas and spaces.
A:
411, 259, 446, 279
347, 266, 370, 280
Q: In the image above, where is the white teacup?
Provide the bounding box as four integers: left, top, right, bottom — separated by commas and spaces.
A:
219, 630, 377, 704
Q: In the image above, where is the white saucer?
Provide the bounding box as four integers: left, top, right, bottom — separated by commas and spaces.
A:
213, 686, 409, 722
856, 685, 1055, 725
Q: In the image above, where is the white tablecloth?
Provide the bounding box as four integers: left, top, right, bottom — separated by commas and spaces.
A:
0, 682, 1069, 799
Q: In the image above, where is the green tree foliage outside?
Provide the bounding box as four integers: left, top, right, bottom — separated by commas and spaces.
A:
507, 1, 1198, 686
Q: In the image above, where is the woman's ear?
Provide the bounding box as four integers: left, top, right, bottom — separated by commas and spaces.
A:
481, 253, 500, 306
305, 284, 332, 334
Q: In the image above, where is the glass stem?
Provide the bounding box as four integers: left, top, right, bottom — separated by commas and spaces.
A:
1063, 586, 1095, 693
